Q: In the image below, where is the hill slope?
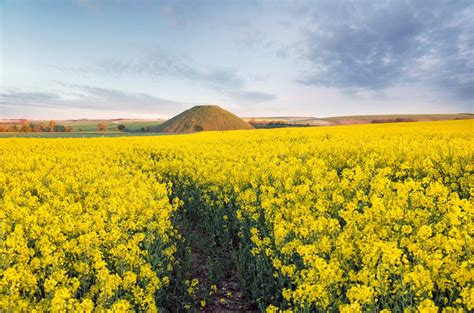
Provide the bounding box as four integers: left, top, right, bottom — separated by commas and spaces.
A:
151, 105, 254, 133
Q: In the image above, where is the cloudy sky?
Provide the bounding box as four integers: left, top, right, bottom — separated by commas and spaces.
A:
1, 0, 473, 119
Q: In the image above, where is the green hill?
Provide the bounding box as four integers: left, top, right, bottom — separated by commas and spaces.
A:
151, 105, 254, 133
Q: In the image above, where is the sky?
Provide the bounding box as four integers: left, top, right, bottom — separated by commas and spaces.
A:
0, 0, 473, 120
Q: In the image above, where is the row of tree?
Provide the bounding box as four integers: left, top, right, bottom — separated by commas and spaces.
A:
97, 123, 127, 132
0, 120, 73, 133
0, 120, 128, 133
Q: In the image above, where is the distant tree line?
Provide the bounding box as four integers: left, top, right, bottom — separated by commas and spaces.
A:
97, 123, 127, 132
0, 120, 130, 133
0, 120, 73, 133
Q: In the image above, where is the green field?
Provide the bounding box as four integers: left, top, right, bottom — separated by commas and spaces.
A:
0, 132, 171, 138
1, 114, 472, 136
59, 120, 163, 132
0, 119, 165, 136
323, 113, 474, 123
243, 113, 473, 127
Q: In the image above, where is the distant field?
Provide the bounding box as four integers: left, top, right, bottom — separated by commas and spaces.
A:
324, 113, 474, 124
0, 119, 164, 133
0, 132, 171, 138
59, 120, 164, 132
1, 114, 471, 135
246, 119, 333, 127
243, 113, 473, 127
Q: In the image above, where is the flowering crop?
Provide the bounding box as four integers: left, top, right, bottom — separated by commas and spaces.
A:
0, 140, 178, 311
1, 120, 472, 312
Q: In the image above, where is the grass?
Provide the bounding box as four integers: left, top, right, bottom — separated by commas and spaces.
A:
152, 105, 253, 133
61, 120, 164, 132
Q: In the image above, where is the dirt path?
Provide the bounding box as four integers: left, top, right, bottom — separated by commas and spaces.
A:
184, 230, 257, 312
202, 273, 254, 312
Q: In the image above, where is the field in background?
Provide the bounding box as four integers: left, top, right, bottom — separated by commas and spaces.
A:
2, 120, 472, 312
324, 113, 474, 124
1, 113, 471, 137
57, 119, 165, 132
0, 132, 170, 138
243, 113, 473, 128
0, 119, 164, 135
0, 119, 165, 138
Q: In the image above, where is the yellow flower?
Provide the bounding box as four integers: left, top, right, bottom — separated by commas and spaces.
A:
1, 119, 471, 311
417, 299, 438, 313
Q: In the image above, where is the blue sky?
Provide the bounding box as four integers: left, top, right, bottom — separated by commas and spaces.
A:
1, 0, 473, 119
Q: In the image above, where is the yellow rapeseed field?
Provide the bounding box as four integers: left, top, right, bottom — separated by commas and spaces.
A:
1, 120, 472, 312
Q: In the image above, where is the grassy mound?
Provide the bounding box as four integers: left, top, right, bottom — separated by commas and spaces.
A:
151, 105, 254, 133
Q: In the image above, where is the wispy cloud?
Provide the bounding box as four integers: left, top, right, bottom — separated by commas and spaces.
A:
294, 0, 474, 101
0, 84, 189, 117
159, 0, 205, 28
54, 47, 276, 104
226, 89, 276, 102
0, 90, 61, 106
87, 50, 244, 89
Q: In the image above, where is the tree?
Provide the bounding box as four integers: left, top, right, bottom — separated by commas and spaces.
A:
65, 126, 73, 132
117, 124, 126, 131
19, 124, 31, 133
97, 123, 108, 132
30, 123, 42, 132
48, 120, 56, 129
54, 125, 66, 132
